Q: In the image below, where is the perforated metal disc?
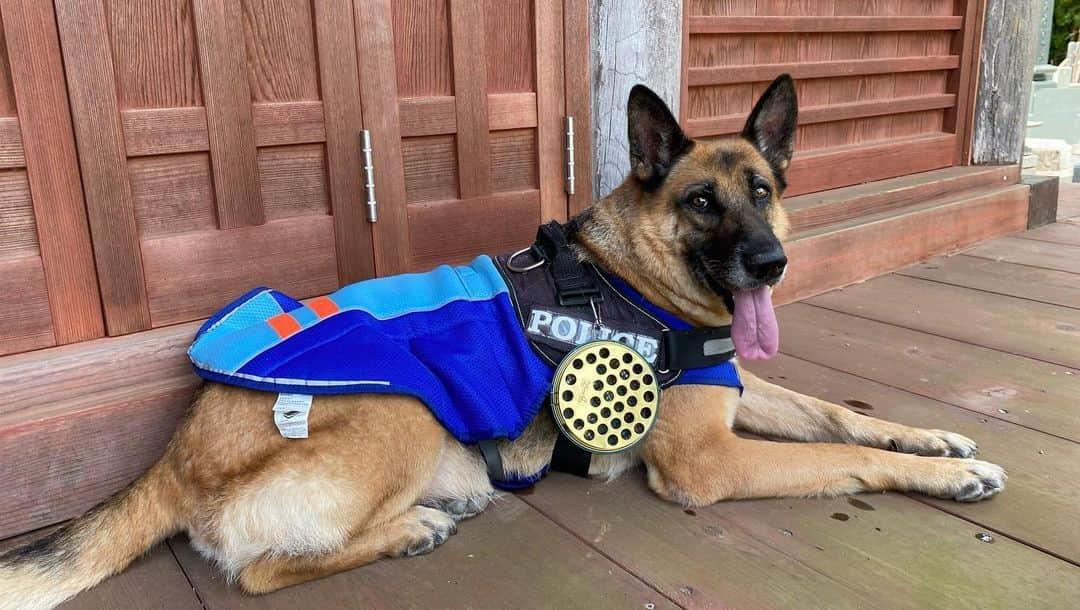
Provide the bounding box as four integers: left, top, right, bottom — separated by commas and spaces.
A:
550, 340, 661, 454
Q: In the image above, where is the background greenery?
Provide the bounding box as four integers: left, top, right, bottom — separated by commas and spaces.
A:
1051, 0, 1080, 64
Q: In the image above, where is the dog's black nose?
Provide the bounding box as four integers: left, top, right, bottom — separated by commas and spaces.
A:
746, 247, 788, 283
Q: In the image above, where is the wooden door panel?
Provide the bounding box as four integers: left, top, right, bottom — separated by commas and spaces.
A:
0, 0, 104, 355
57, 0, 374, 334
362, 0, 567, 273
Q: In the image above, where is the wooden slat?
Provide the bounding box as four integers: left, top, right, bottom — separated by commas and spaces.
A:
1015, 222, 1080, 247
488, 92, 537, 131
686, 93, 957, 137
808, 274, 1080, 368
963, 237, 1080, 275
786, 165, 1020, 235
251, 101, 326, 147
535, 0, 567, 222
399, 96, 456, 137
0, 168, 37, 258
170, 496, 678, 610
122, 107, 210, 157
0, 257, 53, 356
0, 321, 199, 537
898, 254, 1080, 311
408, 190, 540, 270
449, 0, 491, 198
778, 303, 1080, 441
354, 0, 410, 275
5, 0, 108, 341
746, 353, 1080, 566
689, 15, 963, 33
0, 116, 25, 168
313, 1, 374, 284
399, 93, 537, 137
785, 133, 956, 196
947, 0, 985, 164
141, 217, 339, 327
777, 184, 1030, 305
688, 55, 960, 86
192, 0, 264, 228
564, 0, 593, 213
523, 474, 1079, 608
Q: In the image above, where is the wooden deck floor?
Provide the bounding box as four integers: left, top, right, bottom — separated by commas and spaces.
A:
12, 186, 1080, 609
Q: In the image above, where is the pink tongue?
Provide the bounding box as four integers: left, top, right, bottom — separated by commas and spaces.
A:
731, 287, 779, 360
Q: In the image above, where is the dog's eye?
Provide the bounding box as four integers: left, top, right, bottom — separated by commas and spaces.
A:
691, 195, 709, 210
753, 186, 770, 201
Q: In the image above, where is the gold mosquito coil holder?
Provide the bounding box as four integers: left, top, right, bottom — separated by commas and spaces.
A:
550, 340, 661, 453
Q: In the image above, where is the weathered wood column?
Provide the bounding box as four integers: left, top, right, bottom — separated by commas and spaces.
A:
971, 0, 1040, 164
589, 0, 683, 199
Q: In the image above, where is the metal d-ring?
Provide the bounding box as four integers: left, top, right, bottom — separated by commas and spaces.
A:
506, 246, 545, 272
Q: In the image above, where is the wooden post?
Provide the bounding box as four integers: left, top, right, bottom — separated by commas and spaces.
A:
589, 0, 683, 199
971, 0, 1039, 165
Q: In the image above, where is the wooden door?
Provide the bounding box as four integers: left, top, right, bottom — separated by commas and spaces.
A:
55, 0, 373, 335
355, 0, 570, 273
0, 0, 103, 355
681, 0, 984, 196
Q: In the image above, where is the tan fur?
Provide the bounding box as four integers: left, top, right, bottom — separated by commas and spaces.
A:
0, 82, 1005, 608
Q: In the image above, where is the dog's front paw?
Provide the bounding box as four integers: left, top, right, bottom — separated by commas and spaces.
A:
889, 428, 978, 458
933, 459, 1007, 502
402, 506, 458, 557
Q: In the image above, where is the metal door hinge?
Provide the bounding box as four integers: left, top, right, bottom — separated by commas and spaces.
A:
361, 130, 377, 222
565, 116, 576, 196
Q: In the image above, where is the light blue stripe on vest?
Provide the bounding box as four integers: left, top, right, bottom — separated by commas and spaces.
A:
189, 256, 509, 375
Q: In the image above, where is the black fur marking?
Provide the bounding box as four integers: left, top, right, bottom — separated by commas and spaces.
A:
0, 526, 73, 571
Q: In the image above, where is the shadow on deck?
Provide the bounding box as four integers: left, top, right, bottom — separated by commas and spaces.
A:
6, 185, 1080, 609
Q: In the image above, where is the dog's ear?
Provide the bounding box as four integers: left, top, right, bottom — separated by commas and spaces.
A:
627, 84, 691, 188
742, 74, 798, 173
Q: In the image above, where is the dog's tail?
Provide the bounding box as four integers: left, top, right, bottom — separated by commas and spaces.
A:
0, 456, 184, 610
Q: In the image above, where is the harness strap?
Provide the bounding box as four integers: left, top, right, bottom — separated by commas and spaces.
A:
663, 326, 736, 370
535, 221, 603, 307
477, 439, 505, 482
550, 428, 593, 478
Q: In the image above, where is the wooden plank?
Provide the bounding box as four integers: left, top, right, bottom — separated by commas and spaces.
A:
1023, 175, 1060, 229
313, 0, 375, 285
785, 133, 957, 196
257, 145, 330, 221
1015, 222, 1080, 247
777, 303, 1080, 441
946, 0, 985, 164
786, 165, 1019, 235
170, 496, 679, 610
122, 107, 210, 157
688, 55, 960, 87
354, 0, 410, 276
408, 191, 540, 271
963, 237, 1080, 275
898, 254, 1080, 311
523, 474, 1079, 608
689, 15, 963, 33
141, 217, 339, 326
777, 184, 1030, 305
0, 168, 38, 257
686, 93, 957, 138
449, 0, 491, 198
398, 93, 537, 137
5, 0, 108, 342
0, 257, 54, 356
807, 274, 1080, 368
0, 115, 25, 168
488, 92, 538, 131
564, 0, 593, 214
252, 101, 326, 147
536, 0, 567, 222
972, 0, 1038, 164
0, 322, 198, 537
0, 528, 202, 610
192, 0, 265, 228
744, 353, 1080, 565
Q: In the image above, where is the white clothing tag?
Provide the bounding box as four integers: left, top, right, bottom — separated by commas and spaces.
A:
273, 393, 313, 439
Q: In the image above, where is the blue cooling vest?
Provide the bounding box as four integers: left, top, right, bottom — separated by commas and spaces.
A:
189, 256, 742, 446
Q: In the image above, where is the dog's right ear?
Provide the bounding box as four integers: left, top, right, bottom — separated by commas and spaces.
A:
627, 85, 692, 188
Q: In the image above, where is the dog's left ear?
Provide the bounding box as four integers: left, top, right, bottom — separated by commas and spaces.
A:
627, 84, 691, 188
742, 74, 798, 173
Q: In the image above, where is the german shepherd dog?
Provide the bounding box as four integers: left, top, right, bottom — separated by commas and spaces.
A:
0, 75, 1006, 609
